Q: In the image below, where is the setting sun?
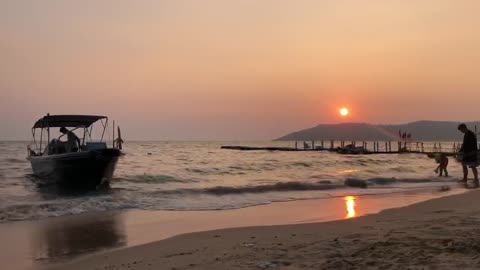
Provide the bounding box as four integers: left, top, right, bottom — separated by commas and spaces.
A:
339, 107, 349, 117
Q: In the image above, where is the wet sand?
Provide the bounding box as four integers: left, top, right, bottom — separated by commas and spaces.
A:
44, 189, 480, 270
0, 187, 463, 270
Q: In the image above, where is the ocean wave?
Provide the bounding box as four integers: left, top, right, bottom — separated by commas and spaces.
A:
149, 181, 344, 196
203, 181, 340, 195
0, 141, 466, 223
388, 166, 417, 173
290, 162, 313, 168
116, 174, 196, 184
185, 168, 209, 173
0, 177, 458, 222
0, 198, 134, 222
2, 158, 27, 164
112, 175, 451, 193
345, 177, 455, 187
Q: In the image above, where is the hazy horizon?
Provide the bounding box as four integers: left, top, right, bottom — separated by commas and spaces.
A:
2, 119, 478, 142
2, 1, 480, 140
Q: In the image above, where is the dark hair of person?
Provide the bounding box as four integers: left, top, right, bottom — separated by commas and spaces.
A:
458, 123, 467, 130
60, 127, 68, 133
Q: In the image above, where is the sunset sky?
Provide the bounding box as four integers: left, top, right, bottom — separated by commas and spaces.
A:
1, 0, 480, 140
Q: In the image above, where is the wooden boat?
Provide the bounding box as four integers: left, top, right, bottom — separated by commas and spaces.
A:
336, 144, 371, 155
27, 114, 123, 188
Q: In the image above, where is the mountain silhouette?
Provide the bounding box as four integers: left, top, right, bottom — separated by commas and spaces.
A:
275, 121, 480, 141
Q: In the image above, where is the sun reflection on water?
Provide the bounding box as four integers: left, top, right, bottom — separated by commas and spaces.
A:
345, 196, 357, 218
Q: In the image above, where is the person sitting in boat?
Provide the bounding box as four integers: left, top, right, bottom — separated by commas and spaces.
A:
47, 139, 59, 155
59, 127, 81, 153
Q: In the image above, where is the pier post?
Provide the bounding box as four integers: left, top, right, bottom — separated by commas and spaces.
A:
312, 140, 315, 150
295, 141, 298, 150
421, 142, 424, 153
385, 142, 388, 153
388, 141, 392, 152
331, 140, 334, 149
321, 140, 324, 149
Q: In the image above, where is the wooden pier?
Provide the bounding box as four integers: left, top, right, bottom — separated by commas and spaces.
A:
221, 140, 463, 156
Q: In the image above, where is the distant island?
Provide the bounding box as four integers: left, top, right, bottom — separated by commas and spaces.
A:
275, 121, 480, 141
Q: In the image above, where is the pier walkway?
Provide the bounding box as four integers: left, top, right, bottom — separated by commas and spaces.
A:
222, 140, 462, 156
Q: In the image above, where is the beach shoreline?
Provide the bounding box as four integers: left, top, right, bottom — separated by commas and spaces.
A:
0, 186, 463, 270
41, 188, 480, 270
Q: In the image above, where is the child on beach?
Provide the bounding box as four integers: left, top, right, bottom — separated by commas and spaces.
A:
434, 153, 449, 177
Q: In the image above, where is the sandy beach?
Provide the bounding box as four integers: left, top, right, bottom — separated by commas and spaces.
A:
38, 188, 480, 270
4, 1, 480, 269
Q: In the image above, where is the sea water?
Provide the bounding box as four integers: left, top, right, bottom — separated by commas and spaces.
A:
0, 141, 463, 222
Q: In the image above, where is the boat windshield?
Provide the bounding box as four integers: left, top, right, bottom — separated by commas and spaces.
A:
29, 116, 112, 156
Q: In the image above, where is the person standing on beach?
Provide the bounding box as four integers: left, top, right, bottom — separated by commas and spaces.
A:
458, 123, 478, 185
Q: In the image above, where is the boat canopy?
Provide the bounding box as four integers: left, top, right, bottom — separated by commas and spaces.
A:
32, 115, 107, 129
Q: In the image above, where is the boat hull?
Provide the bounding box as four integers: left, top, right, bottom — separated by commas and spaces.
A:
29, 149, 121, 188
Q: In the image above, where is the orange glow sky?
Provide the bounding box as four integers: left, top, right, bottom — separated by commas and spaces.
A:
1, 0, 480, 140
